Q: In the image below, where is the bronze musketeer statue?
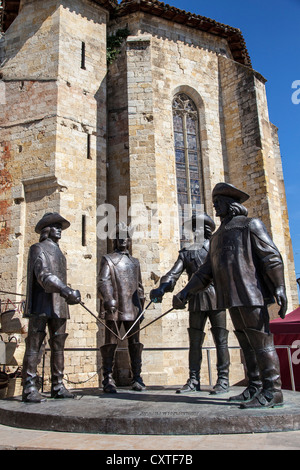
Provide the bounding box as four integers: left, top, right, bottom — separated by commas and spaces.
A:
150, 213, 230, 395
173, 183, 287, 409
98, 223, 146, 393
22, 212, 81, 403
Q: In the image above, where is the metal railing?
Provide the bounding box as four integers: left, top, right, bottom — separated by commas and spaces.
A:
38, 344, 299, 392
274, 345, 297, 391
205, 345, 297, 391
42, 345, 241, 388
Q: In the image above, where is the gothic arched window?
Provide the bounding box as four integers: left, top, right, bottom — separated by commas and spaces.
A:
172, 93, 204, 216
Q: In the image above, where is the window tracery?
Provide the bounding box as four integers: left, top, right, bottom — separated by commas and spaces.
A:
172, 93, 204, 217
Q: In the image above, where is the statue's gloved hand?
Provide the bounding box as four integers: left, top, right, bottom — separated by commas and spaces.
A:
172, 288, 189, 310
150, 286, 165, 303
274, 286, 287, 319
265, 266, 287, 320
61, 287, 81, 305
150, 282, 172, 303
104, 299, 117, 315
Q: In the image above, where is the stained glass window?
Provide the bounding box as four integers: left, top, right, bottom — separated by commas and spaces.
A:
172, 93, 204, 243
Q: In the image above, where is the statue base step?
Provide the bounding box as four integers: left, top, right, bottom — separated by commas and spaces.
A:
0, 386, 300, 435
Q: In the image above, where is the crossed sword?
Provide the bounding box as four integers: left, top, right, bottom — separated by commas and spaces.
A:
80, 300, 174, 341
0, 290, 175, 341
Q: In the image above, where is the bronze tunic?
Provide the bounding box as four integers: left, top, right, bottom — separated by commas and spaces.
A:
195, 216, 284, 308
98, 251, 144, 321
160, 240, 217, 312
24, 238, 69, 319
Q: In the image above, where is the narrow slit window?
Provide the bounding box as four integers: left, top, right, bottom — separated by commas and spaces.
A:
81, 42, 86, 70
82, 215, 87, 246
87, 133, 91, 159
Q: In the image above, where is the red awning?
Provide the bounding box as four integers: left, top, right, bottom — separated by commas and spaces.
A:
270, 307, 300, 334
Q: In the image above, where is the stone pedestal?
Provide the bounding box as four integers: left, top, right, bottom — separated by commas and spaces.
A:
1, 386, 300, 435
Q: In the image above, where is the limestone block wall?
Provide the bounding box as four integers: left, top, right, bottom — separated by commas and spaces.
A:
255, 79, 298, 311
107, 12, 248, 386
51, 0, 108, 389
218, 55, 298, 315
270, 124, 298, 308
0, 0, 61, 299
107, 10, 297, 387
0, 0, 109, 389
1, 0, 297, 390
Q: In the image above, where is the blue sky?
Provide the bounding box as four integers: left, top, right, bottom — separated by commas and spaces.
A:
156, 0, 300, 292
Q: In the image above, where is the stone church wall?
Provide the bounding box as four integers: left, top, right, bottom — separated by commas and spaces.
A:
0, 0, 297, 390
107, 10, 297, 386
0, 0, 108, 389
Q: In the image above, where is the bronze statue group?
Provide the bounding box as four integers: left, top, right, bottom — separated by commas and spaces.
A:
21, 183, 287, 409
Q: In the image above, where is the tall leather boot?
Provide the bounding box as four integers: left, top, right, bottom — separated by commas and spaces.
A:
210, 327, 230, 394
228, 330, 262, 402
128, 342, 146, 391
241, 329, 283, 409
49, 333, 75, 399
100, 343, 118, 393
22, 331, 46, 403
176, 328, 205, 393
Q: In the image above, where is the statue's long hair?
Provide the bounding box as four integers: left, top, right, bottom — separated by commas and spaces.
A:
227, 200, 248, 217
217, 195, 248, 217
39, 227, 50, 242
